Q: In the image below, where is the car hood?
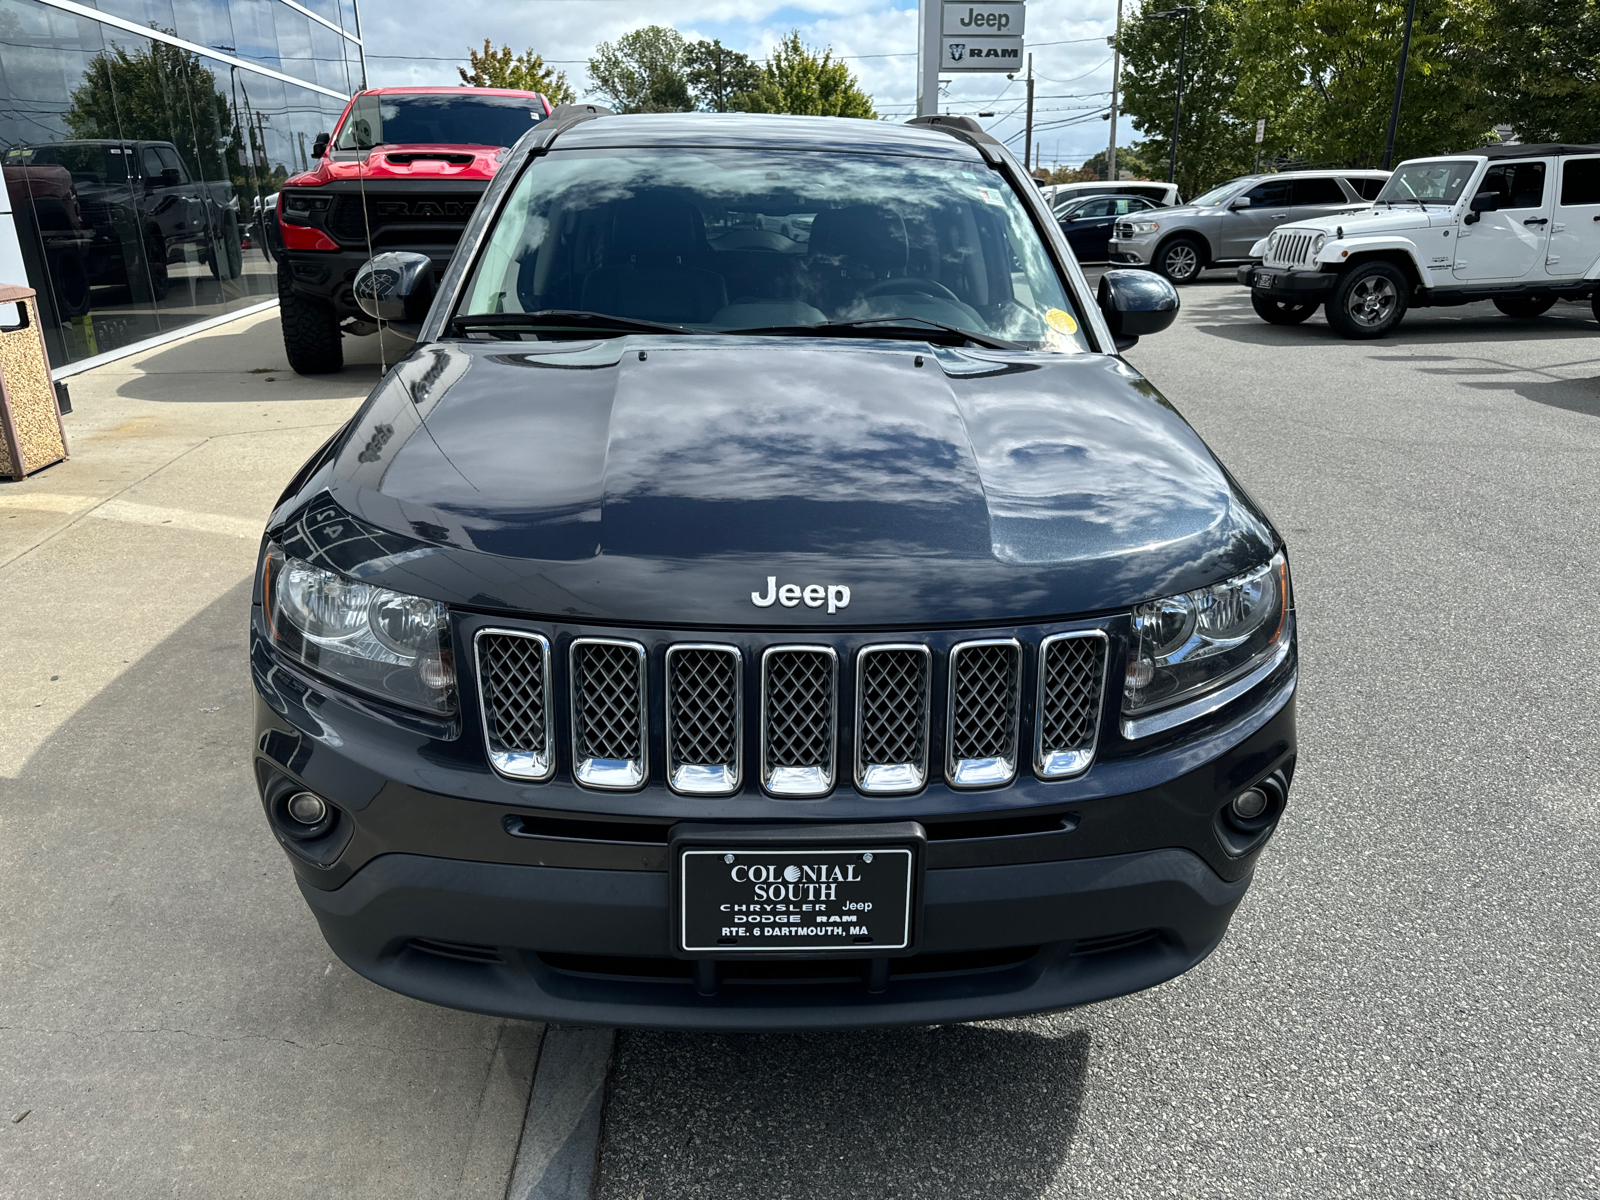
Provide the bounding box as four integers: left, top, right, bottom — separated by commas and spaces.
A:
270, 338, 1277, 626
283, 144, 503, 187
1274, 206, 1451, 237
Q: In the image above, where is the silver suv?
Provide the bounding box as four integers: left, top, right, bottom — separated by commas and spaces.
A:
1108, 170, 1390, 283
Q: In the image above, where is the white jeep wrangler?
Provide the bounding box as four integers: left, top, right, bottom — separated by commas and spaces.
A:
1239, 144, 1600, 338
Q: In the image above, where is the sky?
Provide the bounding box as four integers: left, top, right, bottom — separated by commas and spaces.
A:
358, 0, 1137, 170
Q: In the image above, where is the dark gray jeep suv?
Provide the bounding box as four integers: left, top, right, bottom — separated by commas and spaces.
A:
250, 108, 1298, 1030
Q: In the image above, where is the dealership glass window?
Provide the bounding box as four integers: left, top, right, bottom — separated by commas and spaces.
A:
1, 0, 358, 368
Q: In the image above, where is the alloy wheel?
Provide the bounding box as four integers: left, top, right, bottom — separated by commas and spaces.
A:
1348, 276, 1397, 328
1164, 243, 1199, 281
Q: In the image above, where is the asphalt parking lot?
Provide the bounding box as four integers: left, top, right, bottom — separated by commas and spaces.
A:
2, 279, 1597, 1198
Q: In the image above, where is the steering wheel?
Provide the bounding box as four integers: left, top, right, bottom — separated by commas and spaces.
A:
862, 277, 962, 303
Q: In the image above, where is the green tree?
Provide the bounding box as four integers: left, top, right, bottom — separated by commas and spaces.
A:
587, 26, 692, 113
1077, 145, 1159, 181
458, 39, 576, 106
1483, 0, 1600, 142
65, 39, 234, 182
1117, 1, 1253, 197
738, 32, 877, 118
684, 39, 761, 112
1231, 0, 1494, 167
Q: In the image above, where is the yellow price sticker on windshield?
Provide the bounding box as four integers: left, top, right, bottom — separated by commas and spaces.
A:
1045, 308, 1078, 335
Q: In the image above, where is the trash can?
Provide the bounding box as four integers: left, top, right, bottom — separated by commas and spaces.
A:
0, 284, 69, 480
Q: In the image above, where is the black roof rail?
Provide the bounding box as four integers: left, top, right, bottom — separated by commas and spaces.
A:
905, 114, 1004, 163
544, 103, 616, 130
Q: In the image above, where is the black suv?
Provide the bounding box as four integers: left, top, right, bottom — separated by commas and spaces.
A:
251, 109, 1297, 1030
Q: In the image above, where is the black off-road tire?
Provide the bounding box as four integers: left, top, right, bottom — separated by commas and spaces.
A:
1593, 293, 1600, 325
1155, 236, 1206, 284
1492, 295, 1556, 319
277, 259, 343, 374
47, 249, 92, 318
1325, 261, 1409, 340
1251, 292, 1317, 325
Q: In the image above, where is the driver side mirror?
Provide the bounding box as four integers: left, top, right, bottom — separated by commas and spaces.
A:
354, 251, 435, 326
1228, 197, 1251, 210
1098, 269, 1179, 352
1463, 191, 1500, 225
311, 132, 330, 160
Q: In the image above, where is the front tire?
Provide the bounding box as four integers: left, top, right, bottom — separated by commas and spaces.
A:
277, 259, 343, 374
1492, 295, 1555, 319
208, 211, 244, 281
1156, 236, 1206, 284
1325, 261, 1409, 339
1251, 292, 1317, 325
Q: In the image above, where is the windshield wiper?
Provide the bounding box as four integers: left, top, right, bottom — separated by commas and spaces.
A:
720, 316, 1021, 351
450, 310, 690, 337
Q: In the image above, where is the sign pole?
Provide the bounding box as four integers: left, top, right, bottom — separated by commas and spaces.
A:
918, 0, 941, 117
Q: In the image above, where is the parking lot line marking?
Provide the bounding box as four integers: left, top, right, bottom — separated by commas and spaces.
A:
507, 1026, 614, 1200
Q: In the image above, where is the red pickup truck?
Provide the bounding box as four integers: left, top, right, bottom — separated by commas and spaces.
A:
275, 87, 551, 374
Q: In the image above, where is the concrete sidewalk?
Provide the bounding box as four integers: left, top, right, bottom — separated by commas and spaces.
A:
0, 313, 541, 1197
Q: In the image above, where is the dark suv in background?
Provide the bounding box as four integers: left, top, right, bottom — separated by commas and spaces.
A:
1109, 169, 1389, 282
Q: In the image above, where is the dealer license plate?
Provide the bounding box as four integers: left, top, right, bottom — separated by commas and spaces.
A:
1257, 271, 1276, 287
678, 846, 914, 954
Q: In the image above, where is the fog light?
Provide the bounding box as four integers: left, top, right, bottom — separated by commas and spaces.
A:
287, 791, 328, 825
1231, 788, 1269, 820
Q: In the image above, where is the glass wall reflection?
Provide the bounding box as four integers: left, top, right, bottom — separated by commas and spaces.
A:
0, 0, 362, 368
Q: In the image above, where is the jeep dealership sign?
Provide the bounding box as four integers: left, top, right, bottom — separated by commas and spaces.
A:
940, 2, 1025, 72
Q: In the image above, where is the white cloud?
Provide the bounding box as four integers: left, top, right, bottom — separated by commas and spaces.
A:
361, 0, 1134, 167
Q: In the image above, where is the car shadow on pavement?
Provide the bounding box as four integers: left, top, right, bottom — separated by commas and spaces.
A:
110, 324, 413, 402
596, 1024, 1089, 1199
1191, 310, 1596, 349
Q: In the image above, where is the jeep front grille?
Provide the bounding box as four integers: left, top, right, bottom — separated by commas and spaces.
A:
947, 639, 1022, 788
855, 645, 930, 794
475, 630, 554, 781
665, 645, 742, 795
569, 638, 648, 789
1265, 231, 1316, 269
760, 647, 837, 797
1035, 632, 1108, 778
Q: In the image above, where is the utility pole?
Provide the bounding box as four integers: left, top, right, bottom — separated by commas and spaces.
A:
1024, 53, 1035, 171
1107, 0, 1123, 182
1381, 0, 1419, 169
1152, 7, 1194, 185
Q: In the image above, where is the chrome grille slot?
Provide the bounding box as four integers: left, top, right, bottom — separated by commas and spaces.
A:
665, 644, 742, 795
569, 638, 647, 789
947, 639, 1021, 788
1266, 231, 1314, 269
1035, 632, 1108, 778
474, 630, 554, 781
855, 645, 930, 794
760, 647, 837, 797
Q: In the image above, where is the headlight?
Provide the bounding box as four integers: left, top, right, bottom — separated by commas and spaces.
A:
1310, 233, 1327, 255
1125, 220, 1160, 236
1123, 551, 1291, 722
263, 544, 456, 714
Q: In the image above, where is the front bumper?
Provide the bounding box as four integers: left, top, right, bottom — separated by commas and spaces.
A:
1107, 236, 1156, 266
251, 603, 1299, 1030
1240, 264, 1338, 298
283, 247, 454, 320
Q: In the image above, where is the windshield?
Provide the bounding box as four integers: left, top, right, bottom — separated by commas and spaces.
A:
334, 94, 545, 150
4, 143, 134, 184
1189, 179, 1249, 207
457, 147, 1090, 352
1376, 160, 1476, 205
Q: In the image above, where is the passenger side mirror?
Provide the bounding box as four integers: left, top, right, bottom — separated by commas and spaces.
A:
1097, 269, 1179, 352
354, 251, 435, 325
312, 132, 330, 160
1463, 191, 1500, 225
1228, 197, 1251, 209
